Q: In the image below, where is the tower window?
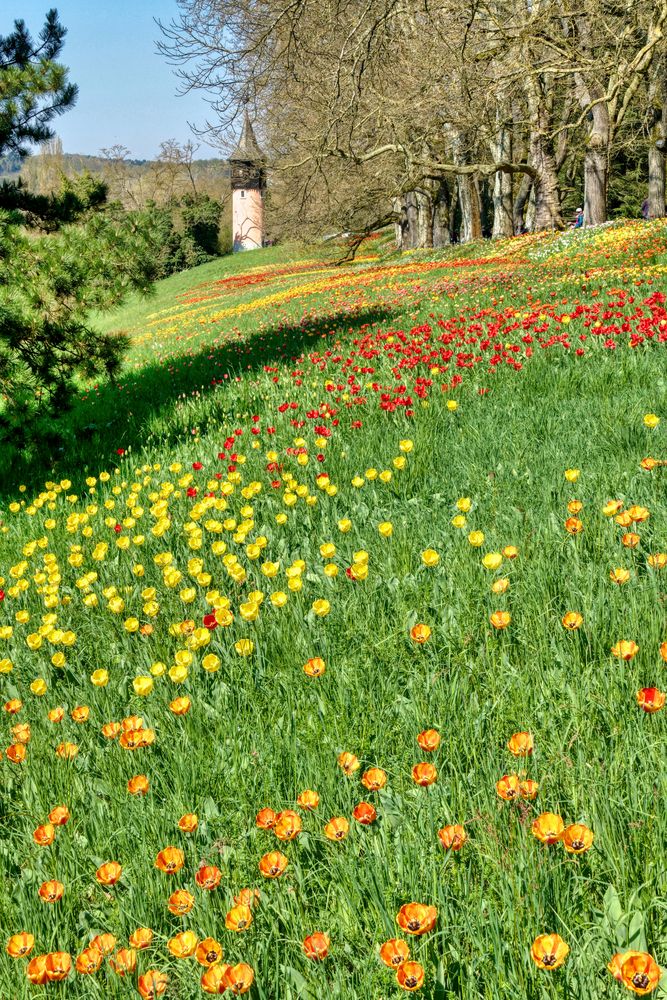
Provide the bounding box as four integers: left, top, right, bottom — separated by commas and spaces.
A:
240, 190, 245, 198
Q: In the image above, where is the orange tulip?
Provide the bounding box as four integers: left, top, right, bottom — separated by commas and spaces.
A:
6, 743, 26, 763
55, 741, 78, 759
26, 954, 49, 984
609, 952, 644, 982
531, 813, 565, 845
255, 807, 277, 829
48, 707, 65, 723
353, 802, 377, 824
396, 903, 437, 935
660, 641, 667, 662
337, 751, 360, 775
110, 948, 137, 975
304, 657, 326, 677
33, 823, 55, 846
530, 934, 569, 970
274, 809, 302, 840
496, 774, 520, 800
303, 932, 330, 960
90, 934, 116, 955
561, 612, 583, 630
223, 962, 255, 995
567, 500, 583, 514
12, 723, 30, 743
610, 568, 631, 584
169, 696, 191, 715
102, 721, 121, 739
437, 824, 467, 851
648, 553, 667, 569
324, 816, 350, 841
620, 952, 661, 994
167, 931, 198, 958
562, 823, 594, 854
75, 947, 103, 973
627, 505, 650, 523
296, 789, 319, 810
397, 961, 425, 991
195, 864, 222, 889
361, 767, 387, 790
259, 851, 288, 877
196, 937, 223, 967
615, 511, 633, 527
44, 951, 71, 981
490, 610, 511, 630
410, 623, 431, 644
119, 727, 155, 749
167, 889, 195, 914
96, 861, 122, 885
48, 805, 70, 826
623, 532, 641, 548
71, 705, 90, 723
201, 963, 230, 994
507, 732, 534, 756
416, 729, 441, 751
129, 927, 154, 949
379, 938, 410, 968
637, 687, 666, 712
178, 813, 198, 832
564, 517, 583, 534
611, 640, 639, 660
411, 763, 437, 786
6, 932, 34, 958
38, 880, 64, 903
155, 846, 184, 874
519, 779, 539, 800
225, 904, 253, 931
137, 970, 169, 999
4, 699, 22, 714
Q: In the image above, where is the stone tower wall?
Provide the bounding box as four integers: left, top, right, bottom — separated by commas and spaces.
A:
232, 188, 264, 251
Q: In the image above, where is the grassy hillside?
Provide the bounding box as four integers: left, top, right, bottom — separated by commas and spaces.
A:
2, 221, 667, 998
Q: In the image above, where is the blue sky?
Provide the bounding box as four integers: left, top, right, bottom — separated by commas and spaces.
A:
2, 1, 224, 159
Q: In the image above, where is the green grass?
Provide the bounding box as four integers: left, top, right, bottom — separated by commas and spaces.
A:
1, 223, 667, 998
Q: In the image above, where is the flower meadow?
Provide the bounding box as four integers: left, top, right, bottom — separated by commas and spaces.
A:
2, 221, 667, 998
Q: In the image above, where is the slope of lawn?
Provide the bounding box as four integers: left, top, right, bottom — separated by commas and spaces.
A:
1, 220, 667, 999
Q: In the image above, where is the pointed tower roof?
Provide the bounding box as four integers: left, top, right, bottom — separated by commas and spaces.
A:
229, 110, 265, 162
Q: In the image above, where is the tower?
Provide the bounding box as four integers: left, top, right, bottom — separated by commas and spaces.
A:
229, 111, 266, 252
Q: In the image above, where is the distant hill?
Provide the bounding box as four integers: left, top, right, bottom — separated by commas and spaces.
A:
0, 148, 230, 210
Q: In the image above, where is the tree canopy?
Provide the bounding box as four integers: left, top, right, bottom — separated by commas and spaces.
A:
0, 8, 77, 158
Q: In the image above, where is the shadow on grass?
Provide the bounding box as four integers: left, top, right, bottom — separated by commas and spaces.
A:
0, 303, 401, 498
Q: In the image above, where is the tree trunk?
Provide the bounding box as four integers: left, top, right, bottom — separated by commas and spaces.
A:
524, 77, 563, 230
513, 174, 533, 234
582, 105, 610, 226
431, 182, 451, 247
490, 124, 514, 238
393, 189, 435, 249
457, 175, 482, 242
648, 67, 667, 219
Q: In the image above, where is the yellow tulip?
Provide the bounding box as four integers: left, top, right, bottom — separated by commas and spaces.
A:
133, 676, 154, 696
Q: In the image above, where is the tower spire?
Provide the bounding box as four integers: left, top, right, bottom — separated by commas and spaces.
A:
229, 110, 267, 252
